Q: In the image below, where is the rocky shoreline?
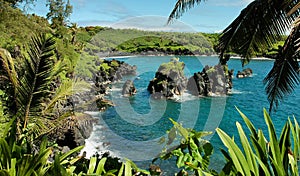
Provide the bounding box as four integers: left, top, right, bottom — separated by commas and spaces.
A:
52, 59, 138, 150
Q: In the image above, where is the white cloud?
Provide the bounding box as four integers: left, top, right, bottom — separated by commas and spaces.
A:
111, 16, 198, 32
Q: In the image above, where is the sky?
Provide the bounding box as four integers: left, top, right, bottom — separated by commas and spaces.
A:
27, 0, 254, 33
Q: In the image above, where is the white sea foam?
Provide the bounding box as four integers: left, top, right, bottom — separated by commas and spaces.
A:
172, 92, 197, 102
230, 89, 243, 94
109, 87, 122, 92
80, 121, 120, 159
229, 89, 253, 95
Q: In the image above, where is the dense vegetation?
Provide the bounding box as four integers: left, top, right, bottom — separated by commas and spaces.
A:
80, 27, 285, 59
82, 28, 217, 56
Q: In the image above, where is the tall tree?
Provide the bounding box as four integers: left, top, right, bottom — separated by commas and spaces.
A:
168, 0, 300, 112
46, 0, 72, 28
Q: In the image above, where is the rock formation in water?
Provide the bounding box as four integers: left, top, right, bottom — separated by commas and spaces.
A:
187, 64, 233, 96
93, 59, 136, 110
94, 59, 136, 83
122, 80, 137, 96
147, 58, 187, 99
236, 68, 253, 78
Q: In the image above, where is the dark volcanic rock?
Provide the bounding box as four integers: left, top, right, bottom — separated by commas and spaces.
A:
187, 64, 233, 96
236, 68, 252, 78
148, 58, 187, 99
93, 59, 136, 110
94, 59, 136, 84
122, 80, 137, 96
49, 113, 97, 149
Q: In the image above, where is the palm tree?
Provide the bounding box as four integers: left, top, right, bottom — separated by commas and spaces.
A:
0, 33, 87, 144
168, 0, 300, 112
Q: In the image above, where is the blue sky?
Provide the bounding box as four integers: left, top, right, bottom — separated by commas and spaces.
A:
27, 0, 254, 33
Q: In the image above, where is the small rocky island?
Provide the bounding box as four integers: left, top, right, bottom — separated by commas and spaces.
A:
122, 80, 137, 96
236, 68, 253, 78
187, 65, 233, 96
148, 58, 233, 98
147, 58, 187, 99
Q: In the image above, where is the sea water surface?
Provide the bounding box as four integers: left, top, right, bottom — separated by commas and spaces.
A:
82, 56, 300, 173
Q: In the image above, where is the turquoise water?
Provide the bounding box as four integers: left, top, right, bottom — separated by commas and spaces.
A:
83, 56, 300, 172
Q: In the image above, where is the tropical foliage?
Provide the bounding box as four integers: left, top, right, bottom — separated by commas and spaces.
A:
168, 0, 300, 112
217, 108, 300, 175
84, 28, 216, 55
0, 34, 88, 145
155, 118, 215, 175
0, 122, 148, 176
153, 109, 300, 176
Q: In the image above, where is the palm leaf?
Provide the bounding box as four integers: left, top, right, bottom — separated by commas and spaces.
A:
217, 0, 296, 66
42, 78, 90, 115
287, 2, 300, 16
167, 0, 203, 24
0, 48, 19, 114
263, 22, 300, 112
16, 33, 56, 129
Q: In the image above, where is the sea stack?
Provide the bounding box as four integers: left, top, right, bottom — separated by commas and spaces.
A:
147, 58, 187, 99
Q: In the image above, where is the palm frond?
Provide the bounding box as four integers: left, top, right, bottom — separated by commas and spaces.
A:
287, 1, 300, 16
16, 33, 56, 129
263, 22, 300, 112
42, 78, 91, 115
0, 48, 19, 114
217, 0, 296, 66
168, 0, 203, 24
0, 49, 18, 88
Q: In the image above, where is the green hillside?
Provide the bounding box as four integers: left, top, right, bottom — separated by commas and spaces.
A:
0, 2, 50, 52
82, 28, 218, 56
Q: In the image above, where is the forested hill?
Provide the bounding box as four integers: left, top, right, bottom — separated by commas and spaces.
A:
0, 3, 219, 57
0, 2, 281, 59
81, 27, 219, 56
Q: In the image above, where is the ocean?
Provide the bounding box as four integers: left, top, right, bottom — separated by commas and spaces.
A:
81, 56, 300, 173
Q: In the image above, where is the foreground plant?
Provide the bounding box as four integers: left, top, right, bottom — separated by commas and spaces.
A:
0, 33, 89, 145
154, 118, 215, 175
217, 108, 300, 175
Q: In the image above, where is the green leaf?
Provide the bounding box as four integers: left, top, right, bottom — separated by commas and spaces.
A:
125, 160, 132, 176
236, 122, 259, 175
87, 157, 97, 174
254, 156, 271, 176
236, 107, 258, 139
288, 118, 299, 174
216, 128, 251, 175
167, 127, 176, 145
60, 145, 84, 163
169, 118, 189, 140
203, 142, 213, 156
117, 163, 124, 176
95, 157, 107, 174
263, 109, 285, 175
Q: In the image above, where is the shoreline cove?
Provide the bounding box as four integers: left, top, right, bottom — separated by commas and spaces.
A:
80, 56, 299, 173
